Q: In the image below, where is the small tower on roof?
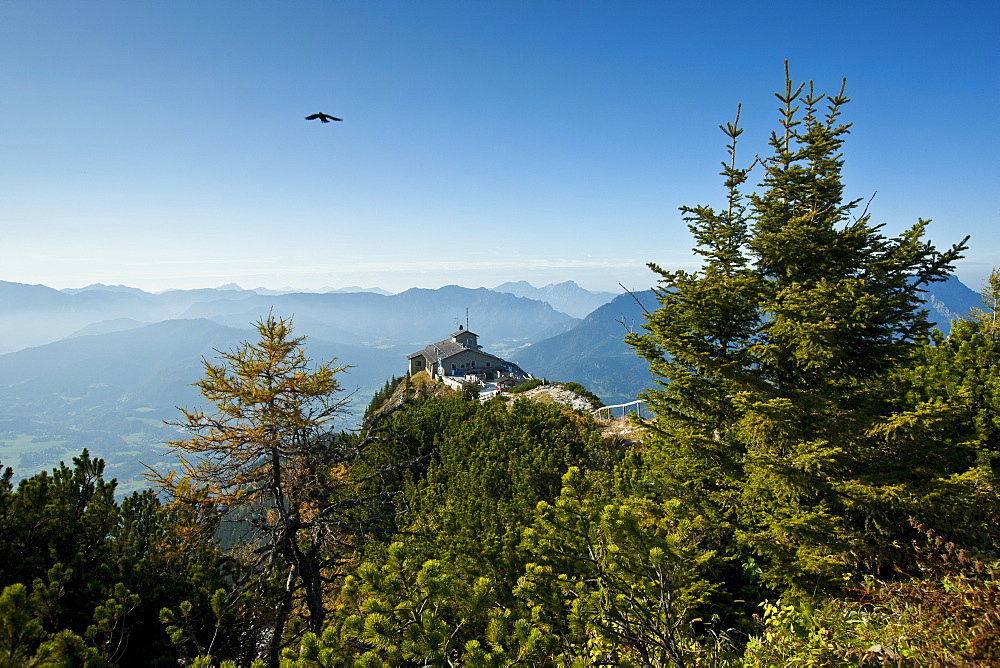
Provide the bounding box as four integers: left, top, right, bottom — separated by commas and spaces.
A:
406, 326, 531, 381
451, 325, 482, 350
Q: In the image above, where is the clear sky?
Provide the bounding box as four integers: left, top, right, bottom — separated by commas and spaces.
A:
2, 1, 997, 294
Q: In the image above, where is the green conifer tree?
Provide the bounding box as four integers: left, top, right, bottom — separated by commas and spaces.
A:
516, 467, 724, 667
627, 64, 968, 592
878, 267, 1000, 550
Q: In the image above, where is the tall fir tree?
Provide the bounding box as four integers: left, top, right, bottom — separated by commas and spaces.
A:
627, 64, 968, 592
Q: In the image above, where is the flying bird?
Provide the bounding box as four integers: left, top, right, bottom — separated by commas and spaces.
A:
305, 112, 343, 123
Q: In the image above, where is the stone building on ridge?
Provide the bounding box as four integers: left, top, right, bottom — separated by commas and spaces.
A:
407, 326, 531, 385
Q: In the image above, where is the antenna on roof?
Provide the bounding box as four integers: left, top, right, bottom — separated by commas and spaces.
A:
466, 308, 469, 331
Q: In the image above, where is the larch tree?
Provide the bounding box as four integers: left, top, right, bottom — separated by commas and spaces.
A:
151, 315, 387, 667
627, 64, 969, 592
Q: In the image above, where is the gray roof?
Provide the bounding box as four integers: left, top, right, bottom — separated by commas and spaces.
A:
408, 337, 504, 363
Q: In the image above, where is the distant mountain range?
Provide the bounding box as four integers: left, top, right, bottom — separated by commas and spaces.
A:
0, 281, 255, 354
0, 275, 984, 491
0, 281, 596, 490
61, 282, 394, 297
0, 318, 408, 493
492, 280, 620, 319
0, 281, 579, 355
516, 290, 656, 405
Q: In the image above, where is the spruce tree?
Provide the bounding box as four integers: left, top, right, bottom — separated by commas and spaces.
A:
627, 64, 968, 592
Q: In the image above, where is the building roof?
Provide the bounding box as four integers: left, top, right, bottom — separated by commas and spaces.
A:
408, 337, 504, 363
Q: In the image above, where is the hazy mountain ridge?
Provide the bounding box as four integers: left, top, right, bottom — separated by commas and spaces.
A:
0, 318, 410, 493
0, 281, 579, 355
923, 275, 983, 325
0, 280, 258, 354
66, 317, 150, 338
492, 280, 619, 318
0, 275, 981, 490
215, 284, 393, 296
516, 290, 655, 405
0, 282, 584, 488
60, 283, 151, 296
176, 285, 577, 349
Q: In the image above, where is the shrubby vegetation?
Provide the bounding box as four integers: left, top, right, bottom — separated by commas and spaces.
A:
508, 378, 546, 393
2, 69, 997, 666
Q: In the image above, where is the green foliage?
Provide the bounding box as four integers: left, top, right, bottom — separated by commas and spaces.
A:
508, 378, 545, 393
281, 540, 555, 666
85, 583, 141, 664
744, 521, 1000, 666
35, 629, 106, 667
0, 583, 47, 667
311, 543, 502, 664
627, 65, 969, 596
0, 454, 123, 659
459, 378, 481, 401
517, 467, 732, 667
363, 375, 404, 418
0, 453, 233, 666
866, 267, 1000, 553
386, 396, 602, 593
159, 587, 243, 666
0, 450, 119, 619
290, 394, 617, 665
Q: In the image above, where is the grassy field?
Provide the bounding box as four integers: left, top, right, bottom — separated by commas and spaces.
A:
0, 433, 73, 476
0, 429, 179, 498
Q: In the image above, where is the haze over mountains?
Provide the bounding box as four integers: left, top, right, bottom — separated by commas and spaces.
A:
491, 281, 619, 318
0, 281, 580, 355
0, 276, 984, 493
0, 280, 600, 491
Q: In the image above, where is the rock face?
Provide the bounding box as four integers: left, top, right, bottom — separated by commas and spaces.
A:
518, 384, 600, 413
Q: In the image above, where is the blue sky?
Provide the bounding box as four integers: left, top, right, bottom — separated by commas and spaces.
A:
2, 1, 997, 294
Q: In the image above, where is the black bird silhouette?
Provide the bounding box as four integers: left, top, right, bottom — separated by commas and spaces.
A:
305, 112, 343, 123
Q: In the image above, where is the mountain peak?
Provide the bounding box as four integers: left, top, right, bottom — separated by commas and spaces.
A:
491, 280, 619, 319
494, 280, 536, 291
60, 283, 149, 295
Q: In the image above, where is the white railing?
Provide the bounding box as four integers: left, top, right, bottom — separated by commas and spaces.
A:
593, 399, 646, 420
